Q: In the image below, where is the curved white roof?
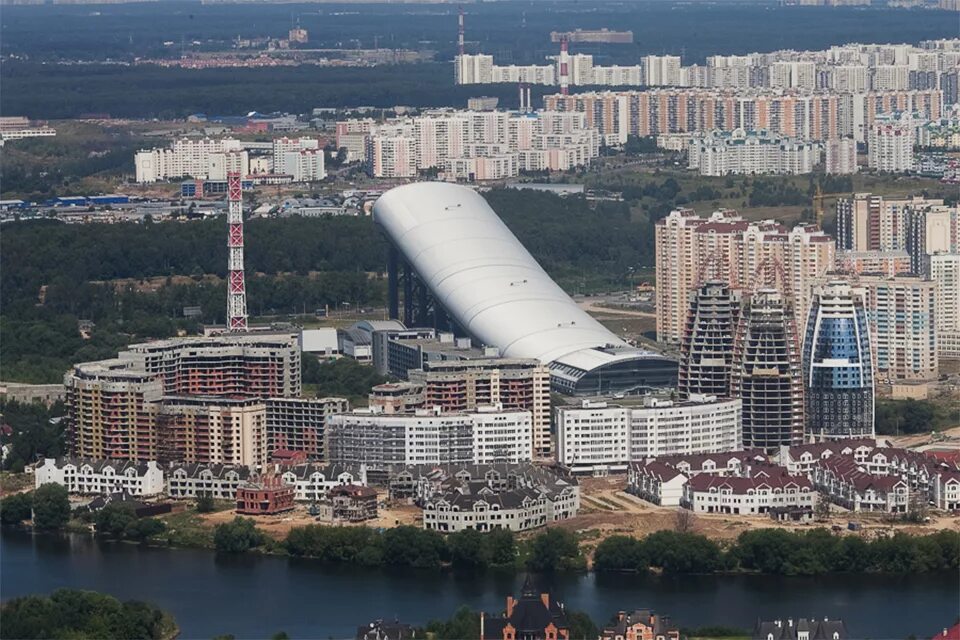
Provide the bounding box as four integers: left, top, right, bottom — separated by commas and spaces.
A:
373, 183, 662, 371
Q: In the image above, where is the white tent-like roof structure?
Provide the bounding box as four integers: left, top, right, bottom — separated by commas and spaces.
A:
373, 182, 677, 395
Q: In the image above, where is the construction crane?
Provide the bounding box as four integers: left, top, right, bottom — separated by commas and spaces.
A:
812, 183, 851, 229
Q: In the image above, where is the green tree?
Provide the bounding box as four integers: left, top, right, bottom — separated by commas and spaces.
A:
382, 526, 447, 569
484, 528, 517, 566
448, 528, 489, 570
196, 493, 215, 514
124, 517, 166, 542
94, 503, 138, 538
0, 589, 177, 640
0, 492, 34, 525
424, 606, 480, 640
31, 483, 69, 530
526, 528, 583, 572
567, 611, 598, 640
213, 517, 265, 553
593, 535, 647, 572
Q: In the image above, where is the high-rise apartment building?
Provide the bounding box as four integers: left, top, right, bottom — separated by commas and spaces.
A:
66, 333, 302, 464
678, 281, 741, 399
265, 397, 350, 460
65, 360, 163, 461
731, 290, 804, 450
836, 194, 958, 272
802, 282, 874, 439
867, 116, 915, 173
857, 273, 939, 381
118, 333, 301, 399
825, 137, 858, 174
687, 129, 822, 176
156, 396, 268, 467
407, 358, 551, 460
135, 138, 249, 183
930, 253, 960, 359
655, 209, 834, 344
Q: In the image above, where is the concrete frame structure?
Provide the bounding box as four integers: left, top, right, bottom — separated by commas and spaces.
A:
732, 290, 805, 450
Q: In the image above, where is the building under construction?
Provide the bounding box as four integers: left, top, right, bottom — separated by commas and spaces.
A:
678, 281, 741, 400
549, 29, 633, 44
732, 289, 804, 450
802, 281, 875, 440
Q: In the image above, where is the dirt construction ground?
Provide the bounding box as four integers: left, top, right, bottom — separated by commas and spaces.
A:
200, 498, 423, 540
553, 475, 960, 562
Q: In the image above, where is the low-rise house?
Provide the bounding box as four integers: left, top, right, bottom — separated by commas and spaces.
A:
329, 484, 378, 522
481, 579, 571, 640
812, 457, 908, 513
933, 470, 960, 511
85, 491, 173, 518
627, 461, 688, 507
654, 451, 767, 478
423, 485, 551, 533
683, 467, 816, 517
751, 617, 848, 640
403, 464, 580, 533
774, 440, 881, 476
166, 463, 251, 500
35, 457, 165, 496
274, 462, 367, 502
601, 609, 680, 640
236, 478, 295, 515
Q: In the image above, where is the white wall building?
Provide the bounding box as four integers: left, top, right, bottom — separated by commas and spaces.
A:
327, 405, 534, 469
825, 137, 858, 174
135, 138, 247, 183
688, 129, 822, 176
868, 115, 916, 173
35, 458, 165, 496
556, 395, 742, 475
683, 468, 817, 516
356, 110, 599, 179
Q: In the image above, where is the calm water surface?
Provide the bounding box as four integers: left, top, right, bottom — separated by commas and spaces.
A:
1, 529, 956, 639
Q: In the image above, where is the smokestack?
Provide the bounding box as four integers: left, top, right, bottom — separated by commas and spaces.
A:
559, 35, 570, 96
458, 6, 465, 56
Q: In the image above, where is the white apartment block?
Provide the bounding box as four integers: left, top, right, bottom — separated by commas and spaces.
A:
356, 110, 599, 179
327, 405, 534, 469
825, 137, 858, 174
868, 116, 915, 173
135, 138, 248, 183
273, 137, 325, 181
687, 129, 822, 176
556, 395, 742, 475
930, 253, 960, 359
456, 39, 960, 94
35, 458, 165, 496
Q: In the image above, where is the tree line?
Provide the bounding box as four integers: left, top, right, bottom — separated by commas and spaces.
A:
0, 589, 178, 640
594, 528, 960, 576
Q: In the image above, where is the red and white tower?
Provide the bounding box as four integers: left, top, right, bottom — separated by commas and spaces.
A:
558, 36, 570, 96
226, 172, 248, 332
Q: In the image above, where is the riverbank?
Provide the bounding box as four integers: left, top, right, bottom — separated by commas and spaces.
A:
2, 528, 957, 639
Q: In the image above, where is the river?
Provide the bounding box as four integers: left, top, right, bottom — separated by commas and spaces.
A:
1, 529, 957, 639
